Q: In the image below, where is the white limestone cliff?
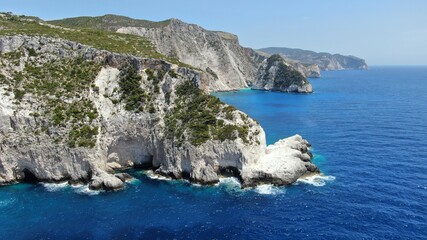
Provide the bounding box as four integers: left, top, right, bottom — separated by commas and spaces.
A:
117, 19, 314, 93
0, 35, 319, 190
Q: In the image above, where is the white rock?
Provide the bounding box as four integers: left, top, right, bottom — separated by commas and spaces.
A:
0, 35, 319, 190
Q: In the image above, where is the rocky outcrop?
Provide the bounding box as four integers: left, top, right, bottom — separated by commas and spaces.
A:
241, 135, 318, 187
253, 55, 313, 93
117, 20, 319, 92
259, 47, 368, 71
50, 15, 317, 93
288, 61, 321, 78
256, 50, 320, 78
116, 19, 264, 91
0, 35, 319, 190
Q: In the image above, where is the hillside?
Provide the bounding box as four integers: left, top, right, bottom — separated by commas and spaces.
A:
259, 47, 368, 70
0, 13, 191, 67
49, 14, 171, 31
50, 15, 315, 92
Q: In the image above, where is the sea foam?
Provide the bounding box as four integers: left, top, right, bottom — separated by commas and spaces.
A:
218, 177, 241, 187
144, 170, 172, 181
41, 182, 69, 192
295, 174, 336, 187
71, 184, 100, 196
254, 184, 285, 195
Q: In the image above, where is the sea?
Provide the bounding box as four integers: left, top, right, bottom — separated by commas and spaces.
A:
0, 66, 426, 239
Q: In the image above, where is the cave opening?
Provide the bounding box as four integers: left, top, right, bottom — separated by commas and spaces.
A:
219, 166, 241, 179
181, 171, 190, 180
22, 169, 39, 183
132, 155, 155, 170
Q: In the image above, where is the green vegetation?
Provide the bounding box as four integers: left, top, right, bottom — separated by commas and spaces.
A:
48, 14, 171, 31
222, 105, 236, 120
27, 47, 37, 57
265, 54, 307, 87
168, 70, 178, 78
165, 81, 251, 146
23, 57, 101, 97
2, 49, 102, 148
117, 63, 167, 113
68, 124, 99, 148
118, 63, 147, 112
0, 13, 191, 67
0, 73, 7, 84
0, 13, 259, 148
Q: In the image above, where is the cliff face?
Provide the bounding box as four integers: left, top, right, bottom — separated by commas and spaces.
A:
51, 15, 317, 93
256, 50, 320, 78
259, 47, 368, 71
253, 55, 313, 93
116, 19, 264, 91
0, 35, 318, 190
289, 61, 321, 78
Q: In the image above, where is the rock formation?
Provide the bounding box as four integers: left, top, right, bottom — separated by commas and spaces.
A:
288, 61, 321, 78
253, 55, 313, 93
50, 15, 315, 93
116, 20, 264, 91
256, 50, 320, 78
0, 33, 318, 190
258, 47, 368, 71
241, 135, 317, 187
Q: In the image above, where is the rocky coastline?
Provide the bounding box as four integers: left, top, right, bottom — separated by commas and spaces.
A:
0, 34, 319, 191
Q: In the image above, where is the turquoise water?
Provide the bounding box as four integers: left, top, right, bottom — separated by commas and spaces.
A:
1, 67, 427, 239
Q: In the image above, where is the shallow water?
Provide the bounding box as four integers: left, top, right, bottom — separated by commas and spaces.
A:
1, 66, 426, 239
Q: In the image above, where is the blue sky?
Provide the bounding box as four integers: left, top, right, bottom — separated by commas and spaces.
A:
1, 0, 426, 65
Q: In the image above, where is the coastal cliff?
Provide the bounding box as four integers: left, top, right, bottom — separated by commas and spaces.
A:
259, 47, 368, 71
116, 19, 263, 91
50, 15, 315, 93
0, 14, 319, 190
253, 55, 313, 93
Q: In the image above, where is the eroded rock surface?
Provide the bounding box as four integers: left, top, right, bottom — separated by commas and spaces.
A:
253, 55, 313, 93
0, 35, 319, 190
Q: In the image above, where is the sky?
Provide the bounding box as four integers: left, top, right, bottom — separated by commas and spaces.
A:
1, 0, 426, 65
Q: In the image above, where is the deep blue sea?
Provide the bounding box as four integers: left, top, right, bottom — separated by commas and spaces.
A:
1, 67, 426, 239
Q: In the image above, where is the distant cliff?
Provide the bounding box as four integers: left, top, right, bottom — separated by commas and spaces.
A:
116, 19, 264, 91
258, 47, 368, 71
253, 55, 313, 93
50, 15, 315, 93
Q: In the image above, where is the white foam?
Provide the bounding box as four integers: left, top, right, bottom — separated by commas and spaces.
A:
218, 177, 241, 187
295, 174, 335, 187
128, 178, 142, 185
254, 184, 285, 195
70, 183, 84, 189
217, 178, 288, 195
41, 182, 69, 192
216, 177, 245, 194
144, 170, 172, 181
73, 185, 100, 196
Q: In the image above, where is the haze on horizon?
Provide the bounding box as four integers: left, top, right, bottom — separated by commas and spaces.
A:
1, 0, 426, 65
